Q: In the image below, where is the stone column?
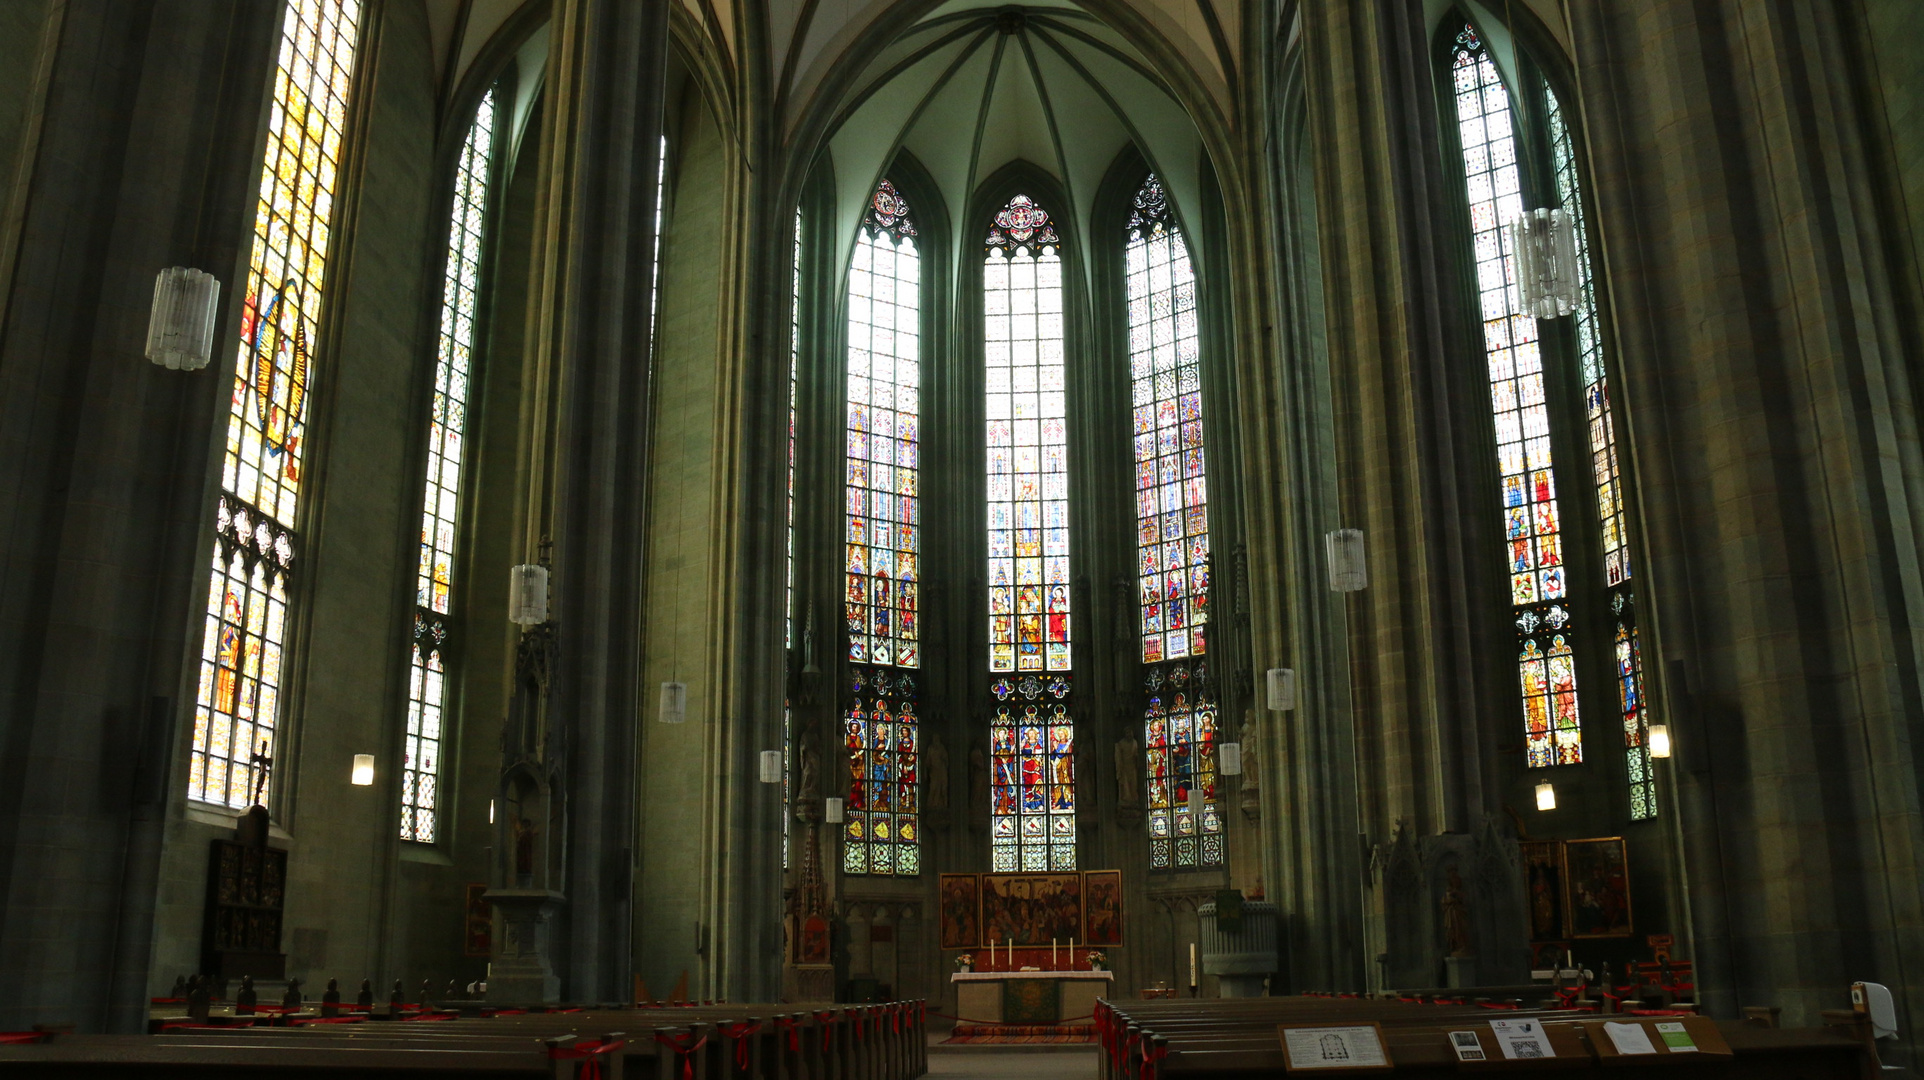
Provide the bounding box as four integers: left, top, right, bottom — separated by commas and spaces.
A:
0, 0, 280, 1031
513, 0, 671, 1005
1565, 0, 1924, 1043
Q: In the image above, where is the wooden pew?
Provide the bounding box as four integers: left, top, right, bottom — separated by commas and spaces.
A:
1095, 996, 1879, 1080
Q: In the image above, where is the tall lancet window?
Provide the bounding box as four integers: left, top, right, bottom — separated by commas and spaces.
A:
1449, 23, 1582, 768
1548, 85, 1655, 818
985, 193, 1076, 872
190, 0, 363, 808
843, 179, 921, 876
1125, 174, 1222, 870
400, 89, 497, 842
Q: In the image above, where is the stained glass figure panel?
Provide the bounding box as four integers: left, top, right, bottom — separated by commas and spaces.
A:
1143, 662, 1223, 869
843, 666, 920, 876
988, 676, 1076, 872
985, 194, 1070, 674
191, 0, 363, 808
846, 180, 921, 670
1450, 22, 1582, 768
399, 89, 495, 843
1125, 174, 1208, 667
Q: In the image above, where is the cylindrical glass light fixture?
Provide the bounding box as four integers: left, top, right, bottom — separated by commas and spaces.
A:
1648, 723, 1671, 759
658, 681, 687, 724
758, 749, 783, 783
1218, 742, 1243, 776
1534, 780, 1556, 811
825, 797, 845, 824
350, 754, 375, 786
1266, 668, 1297, 711
146, 267, 220, 370
509, 564, 549, 625
1326, 528, 1367, 592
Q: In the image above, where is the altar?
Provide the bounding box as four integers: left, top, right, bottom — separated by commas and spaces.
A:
951, 970, 1114, 1026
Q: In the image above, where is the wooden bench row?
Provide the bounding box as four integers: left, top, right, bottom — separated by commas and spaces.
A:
0, 1000, 926, 1080
1092, 996, 1880, 1080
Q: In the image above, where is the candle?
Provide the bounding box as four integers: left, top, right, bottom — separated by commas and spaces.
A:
1053, 938, 1059, 969
1070, 937, 1076, 969
1190, 942, 1198, 989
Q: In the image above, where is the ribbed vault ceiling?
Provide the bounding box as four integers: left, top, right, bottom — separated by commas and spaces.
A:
816, 2, 1210, 292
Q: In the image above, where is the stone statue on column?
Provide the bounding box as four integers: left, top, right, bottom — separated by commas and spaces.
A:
1114, 734, 1142, 824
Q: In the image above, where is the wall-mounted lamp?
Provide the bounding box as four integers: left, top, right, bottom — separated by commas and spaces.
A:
1326, 529, 1367, 592
350, 754, 375, 786
146, 267, 220, 370
1218, 742, 1243, 776
1648, 724, 1671, 759
658, 681, 687, 724
1266, 668, 1297, 711
1534, 780, 1557, 811
758, 750, 783, 784
509, 564, 549, 625
825, 797, 845, 824
1186, 786, 1203, 817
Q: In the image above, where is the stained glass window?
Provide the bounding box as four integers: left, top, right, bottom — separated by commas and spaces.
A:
1548, 81, 1655, 818
989, 676, 1076, 871
399, 89, 496, 842
1123, 174, 1222, 869
190, 0, 362, 808
844, 668, 920, 875
985, 194, 1070, 674
843, 180, 921, 875
1449, 23, 1582, 768
986, 193, 1075, 872
846, 180, 920, 670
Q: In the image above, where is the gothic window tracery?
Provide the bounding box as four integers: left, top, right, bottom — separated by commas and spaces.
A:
986, 192, 1076, 872
400, 88, 497, 842
1124, 172, 1223, 870
1448, 22, 1584, 769
844, 178, 922, 874
191, 0, 362, 808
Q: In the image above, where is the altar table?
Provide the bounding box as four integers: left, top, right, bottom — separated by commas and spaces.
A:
950, 970, 1113, 1026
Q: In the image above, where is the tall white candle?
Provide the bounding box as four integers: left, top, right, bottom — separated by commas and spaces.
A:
1190, 942, 1198, 988
1053, 938, 1059, 969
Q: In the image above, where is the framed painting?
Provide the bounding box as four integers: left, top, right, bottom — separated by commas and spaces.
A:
980, 873, 1082, 945
939, 873, 981, 949
1083, 870, 1123, 945
1519, 841, 1565, 942
463, 883, 491, 957
1563, 837, 1632, 938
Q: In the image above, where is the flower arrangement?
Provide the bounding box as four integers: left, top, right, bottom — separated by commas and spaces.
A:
1086, 950, 1108, 971
954, 953, 974, 972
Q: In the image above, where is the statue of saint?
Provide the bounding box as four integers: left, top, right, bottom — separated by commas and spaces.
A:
1442, 866, 1472, 957
924, 731, 949, 813
513, 817, 537, 885
798, 725, 821, 803
1114, 735, 1142, 811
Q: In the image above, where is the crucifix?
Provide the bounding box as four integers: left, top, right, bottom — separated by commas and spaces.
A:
248, 740, 272, 807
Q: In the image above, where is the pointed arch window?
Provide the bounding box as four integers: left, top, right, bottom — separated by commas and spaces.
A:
190, 0, 363, 808
399, 89, 497, 842
985, 193, 1076, 872
1124, 173, 1222, 871
1546, 78, 1656, 818
843, 179, 921, 876
1448, 22, 1583, 769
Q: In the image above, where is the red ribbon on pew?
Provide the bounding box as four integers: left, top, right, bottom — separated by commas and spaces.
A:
720, 1020, 762, 1070
775, 1015, 802, 1052
654, 1032, 706, 1080
402, 1011, 457, 1021
484, 1008, 528, 1017
550, 1037, 625, 1080
891, 1002, 902, 1033
1140, 1041, 1168, 1080
1475, 1001, 1520, 1010
0, 1033, 45, 1044
815, 1010, 839, 1052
